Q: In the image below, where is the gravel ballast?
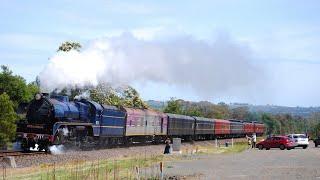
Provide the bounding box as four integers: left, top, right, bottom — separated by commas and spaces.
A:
11, 139, 243, 168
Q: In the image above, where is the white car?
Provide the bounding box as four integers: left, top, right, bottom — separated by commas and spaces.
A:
287, 134, 309, 149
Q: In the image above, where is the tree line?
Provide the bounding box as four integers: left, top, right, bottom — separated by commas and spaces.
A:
163, 98, 320, 137
0, 65, 40, 148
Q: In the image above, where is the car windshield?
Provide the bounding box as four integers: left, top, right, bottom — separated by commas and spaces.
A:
298, 135, 307, 138
292, 135, 307, 138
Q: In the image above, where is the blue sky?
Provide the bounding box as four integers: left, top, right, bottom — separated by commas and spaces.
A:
1, 0, 320, 106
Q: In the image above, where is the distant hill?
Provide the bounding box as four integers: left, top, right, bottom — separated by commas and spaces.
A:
146, 100, 320, 118
146, 100, 166, 111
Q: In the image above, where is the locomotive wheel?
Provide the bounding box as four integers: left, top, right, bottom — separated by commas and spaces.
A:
54, 131, 66, 145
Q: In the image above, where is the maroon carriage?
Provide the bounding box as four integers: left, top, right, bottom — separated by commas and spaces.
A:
254, 122, 265, 136
124, 108, 167, 143
214, 119, 231, 138
244, 121, 255, 135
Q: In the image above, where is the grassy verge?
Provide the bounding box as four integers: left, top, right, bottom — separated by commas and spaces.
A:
3, 155, 165, 180
192, 141, 249, 155
2, 141, 249, 179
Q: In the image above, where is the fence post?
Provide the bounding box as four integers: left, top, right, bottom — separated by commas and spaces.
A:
160, 162, 163, 180
105, 161, 108, 180
135, 166, 140, 180
53, 163, 56, 180
3, 164, 7, 180
215, 139, 218, 148
97, 160, 99, 180
113, 160, 116, 180
232, 138, 234, 147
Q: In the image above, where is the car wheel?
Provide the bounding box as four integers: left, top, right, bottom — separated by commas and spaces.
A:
258, 144, 263, 150
266, 147, 270, 150
303, 145, 308, 149
280, 144, 285, 150
315, 144, 318, 148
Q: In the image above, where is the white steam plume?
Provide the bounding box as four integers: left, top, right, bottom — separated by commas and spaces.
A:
39, 33, 260, 97
49, 145, 65, 155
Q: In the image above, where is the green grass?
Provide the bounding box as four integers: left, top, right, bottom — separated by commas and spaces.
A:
5, 155, 166, 180
192, 142, 249, 155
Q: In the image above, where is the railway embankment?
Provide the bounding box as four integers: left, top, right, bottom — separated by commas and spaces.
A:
1, 139, 248, 179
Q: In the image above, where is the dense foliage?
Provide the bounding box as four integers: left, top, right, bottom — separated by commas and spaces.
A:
0, 65, 39, 109
57, 41, 82, 52
0, 66, 40, 147
56, 83, 148, 109
0, 93, 17, 148
89, 84, 148, 108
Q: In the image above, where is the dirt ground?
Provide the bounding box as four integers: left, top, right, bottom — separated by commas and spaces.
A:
163, 142, 320, 180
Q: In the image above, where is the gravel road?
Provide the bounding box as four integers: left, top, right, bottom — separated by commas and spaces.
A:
163, 142, 320, 180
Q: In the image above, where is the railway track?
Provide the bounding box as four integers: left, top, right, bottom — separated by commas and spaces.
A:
0, 150, 46, 158
0, 137, 249, 157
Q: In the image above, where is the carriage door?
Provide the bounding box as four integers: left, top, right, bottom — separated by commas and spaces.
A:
160, 118, 163, 134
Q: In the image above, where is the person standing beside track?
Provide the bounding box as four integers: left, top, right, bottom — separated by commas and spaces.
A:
246, 135, 252, 149
164, 138, 171, 154
252, 133, 257, 149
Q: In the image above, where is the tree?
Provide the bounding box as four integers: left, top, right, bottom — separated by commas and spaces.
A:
0, 93, 16, 148
306, 112, 320, 138
261, 113, 280, 135
314, 122, 320, 137
122, 86, 148, 108
183, 106, 202, 117
212, 102, 231, 119
89, 83, 147, 108
57, 41, 82, 52
0, 65, 35, 108
231, 106, 250, 120
27, 81, 40, 97
164, 98, 183, 114
89, 83, 122, 106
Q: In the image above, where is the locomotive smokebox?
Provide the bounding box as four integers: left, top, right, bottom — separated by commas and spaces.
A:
27, 94, 53, 124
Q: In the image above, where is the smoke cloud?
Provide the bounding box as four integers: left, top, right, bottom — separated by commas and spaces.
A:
39, 33, 261, 98
49, 145, 65, 155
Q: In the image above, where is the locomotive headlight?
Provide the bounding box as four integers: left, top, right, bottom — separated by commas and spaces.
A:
35, 93, 42, 100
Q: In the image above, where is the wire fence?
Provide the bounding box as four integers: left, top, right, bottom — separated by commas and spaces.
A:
0, 138, 248, 180
0, 155, 168, 180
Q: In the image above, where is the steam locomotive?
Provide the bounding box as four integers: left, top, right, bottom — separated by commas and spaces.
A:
16, 93, 265, 152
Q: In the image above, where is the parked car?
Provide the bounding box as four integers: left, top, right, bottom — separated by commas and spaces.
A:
314, 136, 320, 147
287, 134, 309, 149
257, 136, 295, 150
